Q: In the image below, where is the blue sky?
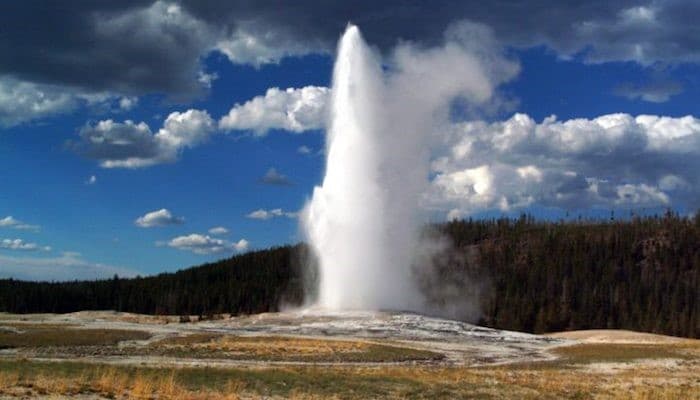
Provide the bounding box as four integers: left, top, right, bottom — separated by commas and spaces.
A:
1, 1, 700, 280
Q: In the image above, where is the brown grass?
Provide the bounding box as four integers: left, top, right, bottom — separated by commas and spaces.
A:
130, 374, 155, 398
149, 334, 442, 362
0, 340, 698, 399
0, 360, 698, 400
552, 342, 697, 363
0, 369, 19, 389
0, 325, 151, 348
0, 365, 248, 399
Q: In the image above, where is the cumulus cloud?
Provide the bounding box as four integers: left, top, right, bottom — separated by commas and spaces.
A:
0, 78, 79, 127
181, 1, 700, 66
0, 76, 191, 128
0, 252, 139, 281
614, 80, 683, 103
297, 145, 312, 155
73, 109, 215, 168
208, 226, 228, 235
118, 96, 138, 110
1, 1, 699, 122
0, 238, 51, 252
166, 233, 248, 254
260, 167, 292, 185
246, 208, 297, 220
72, 86, 326, 168
135, 209, 185, 227
567, 5, 700, 65
197, 71, 218, 88
429, 113, 700, 217
5, 2, 698, 129
0, 2, 220, 126
219, 86, 329, 135
0, 1, 213, 98
215, 25, 319, 66
0, 216, 39, 231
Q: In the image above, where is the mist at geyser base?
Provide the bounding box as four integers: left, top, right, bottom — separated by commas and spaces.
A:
302, 23, 518, 315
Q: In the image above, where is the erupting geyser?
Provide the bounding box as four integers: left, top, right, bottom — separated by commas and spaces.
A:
303, 24, 516, 313
303, 26, 423, 311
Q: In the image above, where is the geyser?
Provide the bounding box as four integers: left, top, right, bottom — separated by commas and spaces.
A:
303, 24, 517, 312
303, 25, 421, 311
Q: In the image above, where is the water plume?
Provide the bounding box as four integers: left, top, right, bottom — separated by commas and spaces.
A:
302, 23, 517, 313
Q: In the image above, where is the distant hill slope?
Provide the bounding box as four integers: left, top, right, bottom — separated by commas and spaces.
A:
0, 213, 697, 338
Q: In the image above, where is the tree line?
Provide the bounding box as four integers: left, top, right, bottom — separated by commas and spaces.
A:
439, 212, 698, 338
0, 213, 697, 338
0, 245, 310, 317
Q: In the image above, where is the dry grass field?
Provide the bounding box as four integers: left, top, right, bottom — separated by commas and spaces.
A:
0, 324, 151, 349
144, 334, 443, 362
0, 313, 697, 399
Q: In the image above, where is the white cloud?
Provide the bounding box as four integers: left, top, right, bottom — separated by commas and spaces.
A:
297, 145, 312, 155
568, 5, 700, 65
73, 87, 328, 168
429, 113, 700, 217
614, 81, 683, 103
135, 209, 184, 228
157, 109, 216, 149
118, 96, 138, 110
516, 165, 543, 182
215, 25, 319, 66
75, 109, 215, 168
658, 175, 688, 191
208, 226, 229, 235
3, 1, 700, 126
73, 86, 327, 168
86, 175, 97, 185
260, 167, 292, 185
615, 183, 669, 205
219, 86, 329, 135
246, 208, 297, 220
0, 216, 40, 231
0, 78, 79, 127
197, 71, 218, 88
0, 77, 154, 128
0, 252, 139, 281
0, 238, 51, 252
232, 239, 249, 251
166, 233, 248, 255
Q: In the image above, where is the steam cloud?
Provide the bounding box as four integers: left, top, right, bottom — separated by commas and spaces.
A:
302, 24, 517, 312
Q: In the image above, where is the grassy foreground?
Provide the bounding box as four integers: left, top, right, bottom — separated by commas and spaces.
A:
0, 340, 698, 400
0, 319, 698, 399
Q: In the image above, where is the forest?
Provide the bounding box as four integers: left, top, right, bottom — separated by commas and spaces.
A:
0, 213, 697, 338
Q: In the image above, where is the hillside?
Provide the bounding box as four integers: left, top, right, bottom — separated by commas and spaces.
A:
0, 213, 698, 338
